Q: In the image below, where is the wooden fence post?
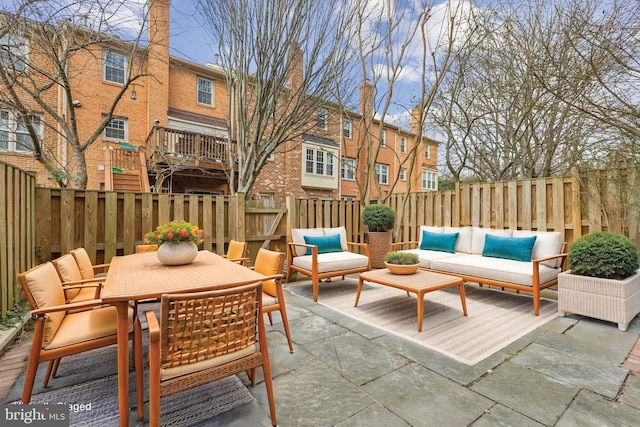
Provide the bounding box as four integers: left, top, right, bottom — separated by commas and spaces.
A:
570, 167, 582, 241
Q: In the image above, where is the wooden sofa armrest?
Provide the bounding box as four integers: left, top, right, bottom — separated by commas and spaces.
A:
347, 241, 370, 257
533, 252, 569, 270
61, 277, 104, 286
390, 241, 418, 251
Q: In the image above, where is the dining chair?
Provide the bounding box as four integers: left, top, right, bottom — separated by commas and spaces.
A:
70, 247, 110, 279
223, 240, 249, 265
51, 253, 103, 302
135, 244, 159, 253
144, 282, 277, 427
252, 248, 293, 353
17, 262, 143, 419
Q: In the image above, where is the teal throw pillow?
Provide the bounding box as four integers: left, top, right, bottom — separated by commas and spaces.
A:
303, 234, 343, 255
482, 234, 537, 262
420, 230, 459, 253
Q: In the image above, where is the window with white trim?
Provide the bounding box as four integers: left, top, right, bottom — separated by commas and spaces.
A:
0, 110, 42, 152
103, 51, 126, 84
305, 147, 334, 176
425, 143, 431, 159
399, 168, 406, 181
380, 129, 386, 147
317, 108, 328, 130
103, 117, 128, 141
422, 169, 438, 190
341, 157, 355, 180
375, 163, 389, 185
197, 77, 213, 105
400, 137, 406, 153
343, 119, 352, 138
0, 35, 28, 73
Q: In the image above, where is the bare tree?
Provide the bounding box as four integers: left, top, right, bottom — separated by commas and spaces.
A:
344, 0, 473, 211
432, 0, 613, 182
0, 1, 149, 188
195, 0, 355, 196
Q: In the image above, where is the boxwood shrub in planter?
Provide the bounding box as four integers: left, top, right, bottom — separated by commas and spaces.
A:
558, 232, 640, 331
362, 204, 396, 268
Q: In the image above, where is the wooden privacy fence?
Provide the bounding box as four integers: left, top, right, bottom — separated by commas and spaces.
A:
2, 165, 639, 321
0, 161, 36, 319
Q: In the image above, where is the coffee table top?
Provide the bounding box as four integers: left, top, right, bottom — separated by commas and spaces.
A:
360, 268, 463, 292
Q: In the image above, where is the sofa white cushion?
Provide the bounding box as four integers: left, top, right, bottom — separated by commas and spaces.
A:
470, 227, 513, 255
513, 230, 563, 268
399, 249, 465, 269
291, 228, 324, 256
431, 254, 560, 287
292, 251, 369, 273
444, 226, 473, 254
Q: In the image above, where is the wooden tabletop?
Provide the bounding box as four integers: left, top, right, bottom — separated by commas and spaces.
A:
360, 268, 463, 291
101, 250, 264, 302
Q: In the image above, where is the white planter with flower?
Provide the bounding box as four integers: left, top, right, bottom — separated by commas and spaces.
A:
145, 221, 203, 266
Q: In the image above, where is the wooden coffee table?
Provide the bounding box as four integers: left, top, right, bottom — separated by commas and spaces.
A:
356, 269, 468, 332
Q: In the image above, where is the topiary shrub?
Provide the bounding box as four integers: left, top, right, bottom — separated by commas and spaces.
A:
362, 204, 396, 232
569, 232, 640, 280
384, 251, 419, 265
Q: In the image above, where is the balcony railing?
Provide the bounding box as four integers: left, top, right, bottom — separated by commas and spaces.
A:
146, 126, 236, 170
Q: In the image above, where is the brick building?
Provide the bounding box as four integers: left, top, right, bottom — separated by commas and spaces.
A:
0, 0, 438, 201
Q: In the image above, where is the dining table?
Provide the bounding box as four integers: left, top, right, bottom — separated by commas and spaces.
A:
100, 250, 266, 427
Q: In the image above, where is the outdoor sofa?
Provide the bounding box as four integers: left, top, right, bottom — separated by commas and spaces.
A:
392, 226, 568, 315
287, 226, 370, 302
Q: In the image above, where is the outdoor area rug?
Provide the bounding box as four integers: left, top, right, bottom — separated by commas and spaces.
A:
288, 278, 558, 365
6, 321, 255, 426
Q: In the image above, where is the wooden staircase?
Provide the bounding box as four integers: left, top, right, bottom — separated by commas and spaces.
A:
104, 145, 151, 192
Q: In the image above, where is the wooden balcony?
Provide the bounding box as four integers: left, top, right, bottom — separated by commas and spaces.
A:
146, 126, 236, 172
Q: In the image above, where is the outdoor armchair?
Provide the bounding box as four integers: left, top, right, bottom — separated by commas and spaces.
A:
287, 226, 371, 301
223, 239, 250, 265
251, 248, 293, 353
51, 253, 103, 302
144, 282, 277, 427
17, 261, 143, 419
70, 247, 110, 279
135, 244, 159, 253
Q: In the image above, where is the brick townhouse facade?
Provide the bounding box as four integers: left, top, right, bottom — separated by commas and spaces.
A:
0, 0, 439, 202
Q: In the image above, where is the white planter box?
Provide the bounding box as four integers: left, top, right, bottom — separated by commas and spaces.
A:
558, 270, 640, 331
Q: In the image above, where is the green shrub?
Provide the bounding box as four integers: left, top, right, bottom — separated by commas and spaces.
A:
384, 251, 419, 265
569, 232, 640, 279
362, 204, 395, 232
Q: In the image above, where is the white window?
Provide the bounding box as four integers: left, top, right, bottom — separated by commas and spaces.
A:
422, 169, 438, 190
399, 169, 406, 181
380, 129, 386, 147
197, 77, 213, 105
103, 51, 126, 84
343, 119, 352, 138
0, 110, 41, 152
400, 137, 406, 153
0, 35, 28, 73
341, 158, 355, 180
317, 108, 328, 130
305, 147, 334, 176
103, 117, 128, 141
375, 163, 389, 185
425, 143, 431, 159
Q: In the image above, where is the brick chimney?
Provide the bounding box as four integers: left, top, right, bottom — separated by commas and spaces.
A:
359, 81, 374, 117
147, 0, 170, 127
287, 45, 304, 89
411, 106, 423, 134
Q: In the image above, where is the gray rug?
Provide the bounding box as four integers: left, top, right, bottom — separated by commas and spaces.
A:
288, 278, 558, 365
7, 306, 255, 426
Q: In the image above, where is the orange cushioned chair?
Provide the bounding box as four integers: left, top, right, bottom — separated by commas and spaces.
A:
145, 282, 277, 427
135, 244, 159, 253
51, 253, 103, 303
223, 240, 249, 265
70, 247, 110, 279
18, 262, 143, 419
252, 248, 293, 353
